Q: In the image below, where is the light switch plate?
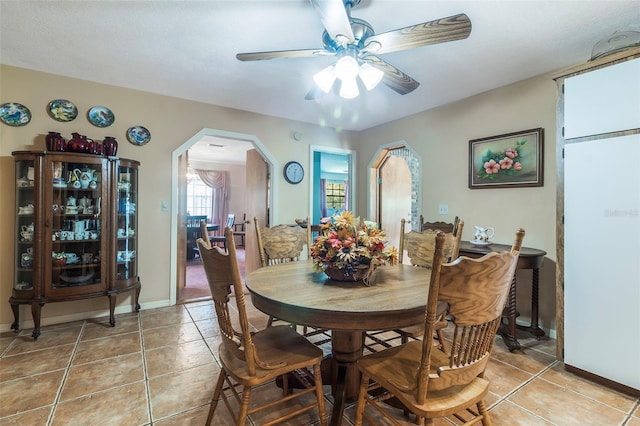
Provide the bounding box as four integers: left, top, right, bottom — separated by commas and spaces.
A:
438, 204, 448, 215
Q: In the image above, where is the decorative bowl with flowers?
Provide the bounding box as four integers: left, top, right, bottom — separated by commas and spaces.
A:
310, 211, 397, 284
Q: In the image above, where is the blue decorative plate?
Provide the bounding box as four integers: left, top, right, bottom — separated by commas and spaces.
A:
126, 126, 151, 146
0, 102, 32, 127
48, 99, 78, 122
87, 106, 115, 127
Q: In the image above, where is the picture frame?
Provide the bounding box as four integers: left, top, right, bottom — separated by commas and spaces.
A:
469, 128, 544, 189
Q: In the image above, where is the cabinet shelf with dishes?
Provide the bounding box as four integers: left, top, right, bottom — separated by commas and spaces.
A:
112, 159, 139, 288
10, 151, 141, 340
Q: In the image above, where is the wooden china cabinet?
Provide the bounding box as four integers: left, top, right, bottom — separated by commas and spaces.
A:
10, 151, 141, 340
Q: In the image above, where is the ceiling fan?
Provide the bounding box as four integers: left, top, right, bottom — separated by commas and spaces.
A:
236, 0, 471, 100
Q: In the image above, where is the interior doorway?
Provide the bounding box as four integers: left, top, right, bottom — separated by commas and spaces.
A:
368, 143, 421, 246
309, 145, 356, 225
170, 129, 276, 305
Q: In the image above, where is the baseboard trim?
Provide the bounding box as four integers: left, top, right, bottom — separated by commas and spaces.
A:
565, 364, 639, 397
0, 299, 172, 333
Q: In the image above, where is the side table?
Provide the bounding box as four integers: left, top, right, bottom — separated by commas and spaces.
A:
458, 241, 547, 351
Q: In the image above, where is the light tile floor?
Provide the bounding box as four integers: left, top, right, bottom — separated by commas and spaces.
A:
1, 301, 638, 425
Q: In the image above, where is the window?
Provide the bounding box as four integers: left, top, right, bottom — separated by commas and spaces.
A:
325, 181, 346, 213
186, 170, 213, 218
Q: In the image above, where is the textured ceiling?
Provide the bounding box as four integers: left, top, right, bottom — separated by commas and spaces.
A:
1, 1, 639, 134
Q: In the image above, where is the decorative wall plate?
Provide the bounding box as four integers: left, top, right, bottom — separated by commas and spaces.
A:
87, 106, 115, 127
126, 126, 151, 146
0, 102, 32, 126
48, 99, 78, 122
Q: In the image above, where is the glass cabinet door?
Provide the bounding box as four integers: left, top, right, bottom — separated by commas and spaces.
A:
15, 159, 36, 293
47, 156, 107, 296
115, 161, 138, 284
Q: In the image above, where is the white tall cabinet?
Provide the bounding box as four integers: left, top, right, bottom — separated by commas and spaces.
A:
554, 48, 640, 393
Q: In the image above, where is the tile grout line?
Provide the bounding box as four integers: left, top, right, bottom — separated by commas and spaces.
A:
138, 311, 154, 425
487, 359, 562, 424
534, 370, 639, 421
184, 304, 217, 358
623, 400, 639, 425
46, 320, 88, 426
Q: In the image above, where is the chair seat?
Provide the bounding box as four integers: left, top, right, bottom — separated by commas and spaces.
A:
219, 325, 324, 383
358, 340, 490, 418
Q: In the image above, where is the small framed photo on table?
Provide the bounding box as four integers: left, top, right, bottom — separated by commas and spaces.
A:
469, 128, 544, 189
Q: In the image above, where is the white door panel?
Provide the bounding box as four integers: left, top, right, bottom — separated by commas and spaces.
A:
564, 133, 640, 390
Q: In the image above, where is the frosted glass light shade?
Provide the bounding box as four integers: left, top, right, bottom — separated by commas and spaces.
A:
335, 56, 359, 81
359, 63, 384, 91
339, 77, 359, 99
313, 65, 337, 93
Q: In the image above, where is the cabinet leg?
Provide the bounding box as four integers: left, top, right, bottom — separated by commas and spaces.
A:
108, 294, 117, 327
10, 303, 19, 332
134, 282, 141, 312
31, 302, 43, 341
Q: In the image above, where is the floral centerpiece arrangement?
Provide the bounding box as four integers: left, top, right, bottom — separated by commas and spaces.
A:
310, 211, 397, 284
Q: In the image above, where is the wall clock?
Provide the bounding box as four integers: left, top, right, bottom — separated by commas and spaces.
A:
283, 161, 304, 184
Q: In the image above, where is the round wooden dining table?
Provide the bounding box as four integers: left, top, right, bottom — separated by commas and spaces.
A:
245, 261, 430, 425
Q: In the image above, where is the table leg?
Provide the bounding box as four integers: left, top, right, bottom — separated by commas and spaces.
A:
330, 330, 364, 425
515, 268, 546, 338
499, 275, 521, 351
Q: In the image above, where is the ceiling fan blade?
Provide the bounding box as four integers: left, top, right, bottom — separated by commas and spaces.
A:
364, 55, 420, 95
310, 0, 355, 46
236, 48, 329, 61
305, 85, 326, 100
362, 13, 471, 55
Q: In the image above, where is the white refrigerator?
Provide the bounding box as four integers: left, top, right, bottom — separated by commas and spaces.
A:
564, 133, 640, 391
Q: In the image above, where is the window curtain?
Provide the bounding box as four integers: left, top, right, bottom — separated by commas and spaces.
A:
320, 178, 328, 217
194, 169, 228, 235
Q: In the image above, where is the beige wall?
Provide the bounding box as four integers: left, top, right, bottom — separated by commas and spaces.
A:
0, 65, 355, 329
355, 72, 558, 334
1, 65, 559, 335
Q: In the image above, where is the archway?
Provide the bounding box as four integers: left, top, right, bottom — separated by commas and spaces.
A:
169, 128, 277, 305
367, 142, 422, 234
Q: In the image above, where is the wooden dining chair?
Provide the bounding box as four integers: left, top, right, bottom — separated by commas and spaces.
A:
186, 215, 208, 259
355, 228, 525, 426
419, 215, 460, 235
232, 212, 247, 247
254, 216, 306, 332
255, 217, 331, 345
201, 214, 235, 251
198, 221, 212, 250
197, 228, 327, 426
393, 218, 465, 352
254, 217, 308, 269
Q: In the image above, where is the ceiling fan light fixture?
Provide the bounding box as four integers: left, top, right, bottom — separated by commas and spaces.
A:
334, 55, 359, 81
358, 62, 383, 91
313, 65, 337, 93
339, 76, 359, 99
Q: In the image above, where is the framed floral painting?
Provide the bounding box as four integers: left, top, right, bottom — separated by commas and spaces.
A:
469, 128, 544, 189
